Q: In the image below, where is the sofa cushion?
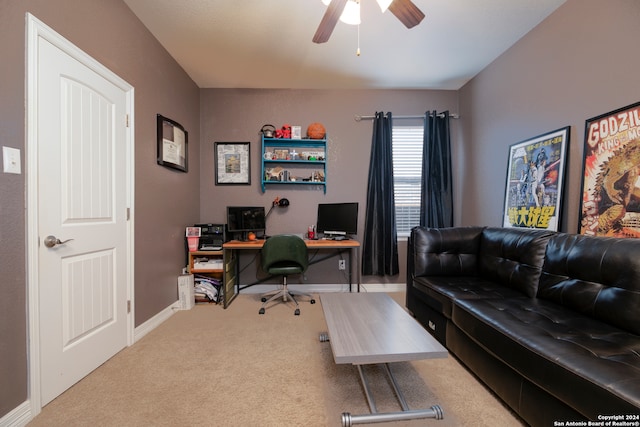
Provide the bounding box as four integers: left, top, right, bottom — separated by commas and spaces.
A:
452, 297, 640, 417
412, 276, 525, 318
411, 226, 484, 278
539, 233, 640, 336
478, 227, 555, 298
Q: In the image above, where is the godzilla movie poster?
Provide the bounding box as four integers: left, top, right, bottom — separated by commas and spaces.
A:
503, 127, 570, 231
579, 101, 640, 237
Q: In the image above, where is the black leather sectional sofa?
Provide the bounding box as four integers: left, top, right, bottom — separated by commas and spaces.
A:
406, 226, 640, 426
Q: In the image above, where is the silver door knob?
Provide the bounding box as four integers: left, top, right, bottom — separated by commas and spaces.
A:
44, 235, 74, 248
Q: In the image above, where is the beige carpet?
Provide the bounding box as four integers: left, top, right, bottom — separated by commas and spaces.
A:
28, 292, 524, 426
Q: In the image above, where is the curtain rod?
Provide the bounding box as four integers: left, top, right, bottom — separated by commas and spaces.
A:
354, 113, 459, 121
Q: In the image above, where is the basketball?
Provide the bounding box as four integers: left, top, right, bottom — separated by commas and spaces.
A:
307, 122, 326, 139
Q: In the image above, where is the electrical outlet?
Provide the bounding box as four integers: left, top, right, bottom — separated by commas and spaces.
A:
3, 146, 21, 174
338, 259, 346, 270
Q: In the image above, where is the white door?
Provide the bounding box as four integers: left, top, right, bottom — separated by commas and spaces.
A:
28, 16, 134, 406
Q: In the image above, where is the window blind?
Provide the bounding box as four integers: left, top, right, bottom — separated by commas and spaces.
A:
392, 126, 423, 236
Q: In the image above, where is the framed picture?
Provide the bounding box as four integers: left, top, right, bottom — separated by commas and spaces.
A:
215, 142, 251, 185
578, 101, 640, 237
274, 149, 289, 160
291, 126, 302, 139
157, 114, 188, 172
185, 227, 201, 237
502, 126, 570, 231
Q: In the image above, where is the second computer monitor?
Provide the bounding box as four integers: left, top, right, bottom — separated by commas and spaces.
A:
316, 202, 358, 238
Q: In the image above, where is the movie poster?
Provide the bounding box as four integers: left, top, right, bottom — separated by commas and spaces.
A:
502, 127, 570, 231
579, 101, 640, 237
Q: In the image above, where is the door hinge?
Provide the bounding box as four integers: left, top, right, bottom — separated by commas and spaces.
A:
127, 207, 130, 220
125, 114, 130, 127
127, 300, 131, 313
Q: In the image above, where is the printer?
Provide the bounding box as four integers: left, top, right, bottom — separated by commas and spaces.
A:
195, 223, 226, 250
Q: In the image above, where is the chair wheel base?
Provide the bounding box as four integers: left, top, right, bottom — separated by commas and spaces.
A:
310, 299, 316, 304
259, 308, 265, 315
294, 308, 300, 315
261, 297, 267, 302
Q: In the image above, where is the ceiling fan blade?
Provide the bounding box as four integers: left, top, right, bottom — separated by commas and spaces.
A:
388, 0, 425, 29
312, 0, 349, 43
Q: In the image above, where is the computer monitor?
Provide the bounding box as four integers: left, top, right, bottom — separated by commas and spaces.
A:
226, 206, 266, 239
316, 202, 358, 238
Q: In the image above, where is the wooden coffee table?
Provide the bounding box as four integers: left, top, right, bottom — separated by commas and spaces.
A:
320, 292, 448, 426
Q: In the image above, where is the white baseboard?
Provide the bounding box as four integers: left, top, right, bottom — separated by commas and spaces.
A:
356, 282, 405, 292
0, 401, 31, 427
133, 302, 177, 343
241, 283, 405, 294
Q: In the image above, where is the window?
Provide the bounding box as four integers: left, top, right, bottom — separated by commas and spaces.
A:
392, 126, 423, 237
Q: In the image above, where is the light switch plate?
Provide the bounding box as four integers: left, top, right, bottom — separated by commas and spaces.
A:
3, 146, 21, 174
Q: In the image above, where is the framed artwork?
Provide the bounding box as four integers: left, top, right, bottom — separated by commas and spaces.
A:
502, 126, 570, 231
274, 149, 289, 160
578, 101, 640, 237
157, 114, 188, 172
185, 227, 201, 237
215, 142, 251, 185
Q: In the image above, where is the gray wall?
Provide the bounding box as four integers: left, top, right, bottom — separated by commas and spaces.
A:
200, 88, 458, 286
2, 0, 638, 421
459, 0, 640, 232
0, 0, 200, 416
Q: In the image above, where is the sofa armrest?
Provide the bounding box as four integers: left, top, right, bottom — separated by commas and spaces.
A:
409, 226, 485, 278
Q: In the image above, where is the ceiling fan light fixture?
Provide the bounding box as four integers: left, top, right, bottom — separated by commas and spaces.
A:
340, 1, 361, 25
313, 0, 424, 44
376, 0, 393, 13
321, 0, 361, 25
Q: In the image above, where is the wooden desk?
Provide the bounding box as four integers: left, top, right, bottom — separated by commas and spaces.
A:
221, 238, 361, 308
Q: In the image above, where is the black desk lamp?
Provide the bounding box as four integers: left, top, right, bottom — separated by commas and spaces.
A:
266, 197, 290, 218
264, 197, 289, 238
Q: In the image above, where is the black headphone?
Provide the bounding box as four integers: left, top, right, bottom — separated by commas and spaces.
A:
261, 124, 276, 138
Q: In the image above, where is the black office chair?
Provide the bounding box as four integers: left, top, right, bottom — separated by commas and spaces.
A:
258, 234, 315, 315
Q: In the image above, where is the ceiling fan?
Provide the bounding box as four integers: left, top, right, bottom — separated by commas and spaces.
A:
312, 0, 425, 44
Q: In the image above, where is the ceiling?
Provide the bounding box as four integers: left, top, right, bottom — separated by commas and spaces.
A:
122, 0, 566, 90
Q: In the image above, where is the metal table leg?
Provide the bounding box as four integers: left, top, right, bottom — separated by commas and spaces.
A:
319, 332, 444, 426
356, 365, 378, 414
342, 406, 444, 426
343, 363, 444, 426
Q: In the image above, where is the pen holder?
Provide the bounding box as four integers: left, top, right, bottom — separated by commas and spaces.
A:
187, 237, 199, 252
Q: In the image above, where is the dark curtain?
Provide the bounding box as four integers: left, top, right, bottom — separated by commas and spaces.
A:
420, 111, 453, 228
362, 112, 399, 276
